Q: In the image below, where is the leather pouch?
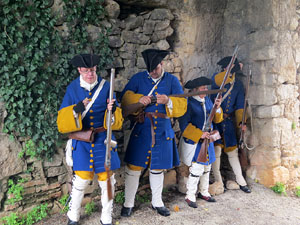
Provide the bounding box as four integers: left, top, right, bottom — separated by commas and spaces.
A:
209, 130, 221, 143
68, 129, 95, 143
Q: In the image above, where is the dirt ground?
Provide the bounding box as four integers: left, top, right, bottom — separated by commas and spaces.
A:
36, 179, 300, 225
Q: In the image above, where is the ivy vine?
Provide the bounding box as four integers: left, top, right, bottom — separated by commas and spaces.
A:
0, 0, 112, 159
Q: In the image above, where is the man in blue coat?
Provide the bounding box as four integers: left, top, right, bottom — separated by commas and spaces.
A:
120, 49, 187, 217
178, 77, 223, 208
210, 56, 251, 193
57, 54, 123, 225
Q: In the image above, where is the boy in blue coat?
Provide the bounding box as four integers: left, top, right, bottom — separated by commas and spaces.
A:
178, 77, 223, 208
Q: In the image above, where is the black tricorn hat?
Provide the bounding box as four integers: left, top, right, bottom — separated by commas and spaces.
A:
142, 49, 169, 72
70, 54, 100, 68
217, 56, 240, 73
184, 77, 212, 89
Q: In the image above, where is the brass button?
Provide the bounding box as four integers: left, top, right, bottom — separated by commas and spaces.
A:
91, 144, 95, 147
72, 147, 74, 150
90, 165, 93, 168
154, 116, 157, 119
90, 116, 94, 119
155, 110, 158, 113
89, 92, 92, 96
167, 137, 170, 140
145, 162, 149, 165
154, 127, 157, 130
90, 122, 94, 126
147, 156, 150, 159
155, 103, 158, 106
148, 150, 151, 153
90, 159, 94, 163
155, 121, 157, 124
90, 110, 93, 113
90, 154, 94, 157
155, 92, 158, 95
88, 98, 92, 101
155, 86, 157, 89
90, 150, 92, 153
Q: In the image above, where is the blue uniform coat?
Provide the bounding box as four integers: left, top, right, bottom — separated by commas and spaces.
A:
179, 96, 216, 165
120, 71, 184, 169
211, 72, 245, 151
58, 76, 121, 173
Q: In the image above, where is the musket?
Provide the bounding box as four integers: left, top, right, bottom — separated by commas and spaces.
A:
122, 88, 226, 118
197, 45, 239, 162
105, 68, 115, 201
238, 68, 251, 172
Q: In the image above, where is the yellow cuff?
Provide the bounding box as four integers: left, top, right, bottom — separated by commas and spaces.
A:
182, 123, 203, 143
165, 97, 187, 118
103, 107, 124, 130
213, 108, 223, 123
57, 105, 82, 133
235, 109, 244, 127
121, 90, 143, 106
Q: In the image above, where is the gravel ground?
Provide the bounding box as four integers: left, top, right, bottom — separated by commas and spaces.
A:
36, 179, 300, 225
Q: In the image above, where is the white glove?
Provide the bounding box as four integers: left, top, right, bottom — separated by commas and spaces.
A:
65, 139, 73, 167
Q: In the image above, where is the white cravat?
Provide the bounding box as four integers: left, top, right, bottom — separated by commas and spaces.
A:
80, 75, 98, 91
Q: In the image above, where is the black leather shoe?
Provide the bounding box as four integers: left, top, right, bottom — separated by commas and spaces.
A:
67, 219, 79, 225
152, 205, 170, 216
121, 206, 133, 217
197, 193, 216, 202
185, 198, 198, 208
240, 185, 251, 193
100, 220, 111, 225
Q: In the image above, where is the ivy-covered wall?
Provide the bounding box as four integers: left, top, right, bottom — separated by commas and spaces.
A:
0, 0, 182, 219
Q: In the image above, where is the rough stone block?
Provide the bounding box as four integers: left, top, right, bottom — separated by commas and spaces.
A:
248, 85, 277, 106
255, 104, 284, 118
143, 20, 156, 34
163, 169, 177, 189
257, 166, 290, 187
250, 46, 276, 61
109, 36, 124, 48
226, 180, 239, 190
105, 0, 120, 19
155, 39, 170, 50
150, 8, 174, 20
43, 154, 63, 167
249, 146, 281, 168
155, 20, 170, 31
277, 84, 298, 102
208, 181, 224, 196
125, 16, 144, 30
47, 166, 67, 177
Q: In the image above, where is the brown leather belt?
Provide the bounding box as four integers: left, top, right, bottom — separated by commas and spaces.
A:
145, 112, 168, 146
94, 126, 106, 133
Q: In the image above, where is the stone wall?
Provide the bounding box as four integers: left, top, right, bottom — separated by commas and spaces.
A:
218, 0, 300, 189
1, 0, 300, 217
